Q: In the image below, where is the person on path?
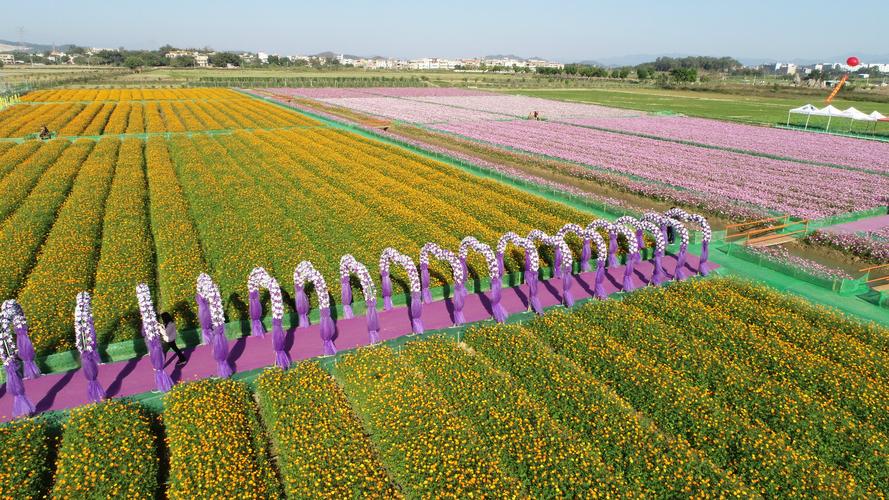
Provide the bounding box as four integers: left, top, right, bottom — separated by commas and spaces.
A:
160, 312, 187, 365
39, 125, 51, 140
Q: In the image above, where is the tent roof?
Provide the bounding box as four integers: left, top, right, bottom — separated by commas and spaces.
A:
869, 111, 887, 120
789, 103, 819, 114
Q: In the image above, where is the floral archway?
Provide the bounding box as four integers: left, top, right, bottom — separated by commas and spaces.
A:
0, 300, 34, 416
0, 300, 38, 379
558, 224, 609, 299
75, 292, 105, 401
135, 283, 174, 391
642, 212, 691, 280
497, 232, 542, 314
197, 273, 232, 377
339, 254, 380, 343
379, 248, 423, 334
459, 237, 506, 322
665, 208, 712, 275
586, 220, 618, 267
528, 230, 575, 307
294, 261, 337, 355
419, 243, 466, 325
247, 268, 290, 368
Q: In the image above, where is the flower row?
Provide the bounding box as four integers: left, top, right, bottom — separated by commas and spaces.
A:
22, 87, 243, 102
255, 361, 399, 498
163, 378, 281, 499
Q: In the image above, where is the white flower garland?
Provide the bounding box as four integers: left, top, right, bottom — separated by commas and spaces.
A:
607, 222, 640, 255
339, 255, 377, 303
635, 220, 666, 253
379, 248, 421, 294
197, 273, 225, 329
665, 208, 711, 243
459, 237, 501, 279
496, 232, 540, 273
294, 261, 332, 310
135, 283, 160, 342
420, 242, 465, 283
0, 301, 19, 364
74, 292, 94, 353
248, 267, 285, 320
527, 229, 573, 272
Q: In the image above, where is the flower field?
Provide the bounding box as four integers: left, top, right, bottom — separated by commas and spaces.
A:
279, 87, 889, 220
433, 119, 888, 218
0, 89, 318, 138
1, 89, 592, 356
4, 277, 887, 497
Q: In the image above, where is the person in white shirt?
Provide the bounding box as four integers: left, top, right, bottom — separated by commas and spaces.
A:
160, 312, 187, 365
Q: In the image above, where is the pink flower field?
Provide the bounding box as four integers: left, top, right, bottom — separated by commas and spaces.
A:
568, 116, 889, 173
320, 96, 503, 123
433, 120, 889, 219
413, 95, 639, 120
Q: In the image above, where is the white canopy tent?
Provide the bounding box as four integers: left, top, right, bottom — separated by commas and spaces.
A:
786, 103, 883, 133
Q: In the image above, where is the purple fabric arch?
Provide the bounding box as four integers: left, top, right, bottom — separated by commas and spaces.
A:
74, 292, 105, 402
1, 300, 39, 379
197, 273, 232, 378
247, 268, 290, 368
339, 254, 380, 343
459, 237, 506, 322
419, 243, 466, 325
497, 232, 542, 315
294, 261, 337, 355
135, 284, 174, 392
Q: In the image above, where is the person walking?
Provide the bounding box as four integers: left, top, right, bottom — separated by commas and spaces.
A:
160, 312, 187, 365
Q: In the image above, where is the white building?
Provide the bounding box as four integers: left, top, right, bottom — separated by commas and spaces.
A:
257, 52, 269, 64
0, 54, 14, 65
195, 54, 210, 67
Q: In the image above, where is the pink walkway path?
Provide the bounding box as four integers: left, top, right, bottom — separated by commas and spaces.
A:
821, 214, 889, 235
0, 254, 712, 422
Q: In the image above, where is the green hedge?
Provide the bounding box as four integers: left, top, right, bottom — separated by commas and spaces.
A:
51, 400, 159, 498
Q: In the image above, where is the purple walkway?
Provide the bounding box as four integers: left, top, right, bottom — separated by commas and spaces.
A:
821, 214, 889, 235
0, 254, 712, 421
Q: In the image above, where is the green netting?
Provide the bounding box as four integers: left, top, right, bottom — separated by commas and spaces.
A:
721, 243, 867, 295
808, 207, 889, 230
776, 124, 889, 143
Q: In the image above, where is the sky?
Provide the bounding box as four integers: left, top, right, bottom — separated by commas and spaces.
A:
3, 0, 887, 62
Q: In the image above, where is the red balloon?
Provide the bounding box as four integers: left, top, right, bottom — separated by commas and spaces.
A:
847, 56, 860, 67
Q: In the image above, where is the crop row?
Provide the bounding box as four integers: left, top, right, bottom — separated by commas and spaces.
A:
590, 293, 888, 491
0, 139, 70, 223
526, 281, 875, 497
91, 139, 156, 345
51, 400, 158, 498
401, 336, 627, 496
0, 141, 94, 303
18, 139, 120, 353
463, 322, 752, 496
334, 345, 521, 497
163, 378, 281, 499
22, 87, 243, 102
0, 98, 319, 138
255, 362, 399, 498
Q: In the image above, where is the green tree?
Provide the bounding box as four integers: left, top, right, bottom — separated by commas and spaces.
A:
123, 56, 144, 71
670, 67, 698, 82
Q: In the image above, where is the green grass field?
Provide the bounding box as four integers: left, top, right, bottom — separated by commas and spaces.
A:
501, 87, 889, 131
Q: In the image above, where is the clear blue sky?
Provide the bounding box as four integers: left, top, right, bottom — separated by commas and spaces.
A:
4, 0, 887, 62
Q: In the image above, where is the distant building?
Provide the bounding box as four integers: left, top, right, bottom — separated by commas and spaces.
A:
0, 54, 15, 65
257, 52, 269, 64
195, 54, 210, 67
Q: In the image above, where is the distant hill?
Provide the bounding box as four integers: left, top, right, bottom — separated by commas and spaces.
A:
0, 39, 76, 53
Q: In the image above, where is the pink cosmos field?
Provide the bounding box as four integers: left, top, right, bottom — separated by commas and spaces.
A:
568, 115, 889, 173
433, 120, 889, 219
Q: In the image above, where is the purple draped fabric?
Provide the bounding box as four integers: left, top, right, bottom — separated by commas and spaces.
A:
553, 247, 563, 279
635, 229, 645, 263
272, 318, 290, 369
409, 292, 424, 334
622, 257, 636, 292
195, 293, 212, 345
81, 352, 105, 403
365, 299, 380, 343
295, 286, 310, 328
491, 279, 507, 323
496, 251, 505, 276
699, 240, 710, 275
594, 260, 607, 299
581, 240, 592, 272
526, 270, 543, 315
319, 307, 337, 355
148, 336, 173, 392
212, 325, 232, 378
341, 276, 354, 319
381, 270, 393, 311
675, 243, 688, 281
420, 262, 433, 304
14, 326, 40, 379
248, 290, 265, 337
608, 232, 618, 268
651, 250, 665, 285
660, 224, 668, 248
562, 271, 575, 307
460, 256, 469, 285
453, 282, 466, 325
5, 362, 34, 417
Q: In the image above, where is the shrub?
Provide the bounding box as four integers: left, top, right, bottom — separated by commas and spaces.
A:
0, 417, 52, 498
